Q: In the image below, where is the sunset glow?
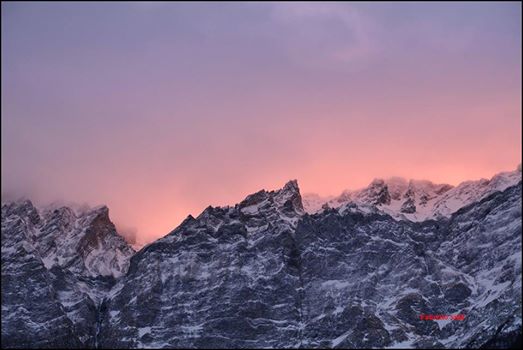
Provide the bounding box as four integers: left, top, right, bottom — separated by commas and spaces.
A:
1, 2, 521, 245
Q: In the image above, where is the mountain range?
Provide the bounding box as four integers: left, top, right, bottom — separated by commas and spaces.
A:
302, 166, 522, 221
1, 166, 521, 348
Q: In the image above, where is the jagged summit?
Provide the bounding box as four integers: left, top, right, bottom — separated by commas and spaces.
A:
1, 200, 136, 348
160, 180, 305, 245
237, 179, 304, 216
303, 167, 521, 221
98, 172, 521, 348
2, 200, 134, 279
273, 179, 304, 214
2, 199, 41, 225
282, 179, 300, 193
2, 169, 521, 348
89, 204, 110, 214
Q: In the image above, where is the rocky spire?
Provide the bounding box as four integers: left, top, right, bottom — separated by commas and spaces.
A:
273, 179, 304, 215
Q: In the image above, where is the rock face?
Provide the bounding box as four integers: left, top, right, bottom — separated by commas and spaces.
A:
99, 180, 305, 348
1, 170, 522, 349
1, 201, 135, 348
400, 185, 417, 214
296, 184, 521, 348
303, 167, 522, 222
101, 178, 520, 348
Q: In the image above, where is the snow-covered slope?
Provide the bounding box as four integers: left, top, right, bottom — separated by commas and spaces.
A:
100, 178, 520, 348
2, 170, 521, 349
298, 183, 522, 348
301, 193, 334, 214
303, 166, 522, 222
431, 168, 522, 219
3, 202, 134, 278
99, 180, 306, 348
1, 201, 134, 348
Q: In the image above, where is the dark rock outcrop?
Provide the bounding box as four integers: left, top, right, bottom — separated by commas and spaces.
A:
2, 178, 521, 349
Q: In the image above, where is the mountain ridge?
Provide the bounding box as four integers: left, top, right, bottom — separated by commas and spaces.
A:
303, 166, 521, 222
1, 168, 521, 348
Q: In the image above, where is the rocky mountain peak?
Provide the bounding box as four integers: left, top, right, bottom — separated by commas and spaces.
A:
84, 205, 110, 223
2, 199, 41, 225
98, 176, 521, 349
359, 178, 391, 206
2, 200, 134, 280
239, 189, 268, 209
303, 168, 521, 222
238, 180, 304, 217
370, 178, 386, 186
2, 173, 521, 349
282, 179, 299, 193
273, 179, 304, 215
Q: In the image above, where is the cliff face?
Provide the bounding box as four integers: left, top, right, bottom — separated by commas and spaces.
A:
100, 181, 521, 348
1, 177, 521, 348
303, 167, 522, 222
1, 202, 134, 348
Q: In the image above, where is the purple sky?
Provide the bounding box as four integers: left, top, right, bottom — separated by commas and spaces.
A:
2, 2, 521, 244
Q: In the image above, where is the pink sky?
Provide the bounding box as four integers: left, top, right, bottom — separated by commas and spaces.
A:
2, 2, 521, 244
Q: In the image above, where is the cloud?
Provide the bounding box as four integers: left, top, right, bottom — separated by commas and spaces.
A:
268, 2, 378, 70
113, 223, 138, 245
